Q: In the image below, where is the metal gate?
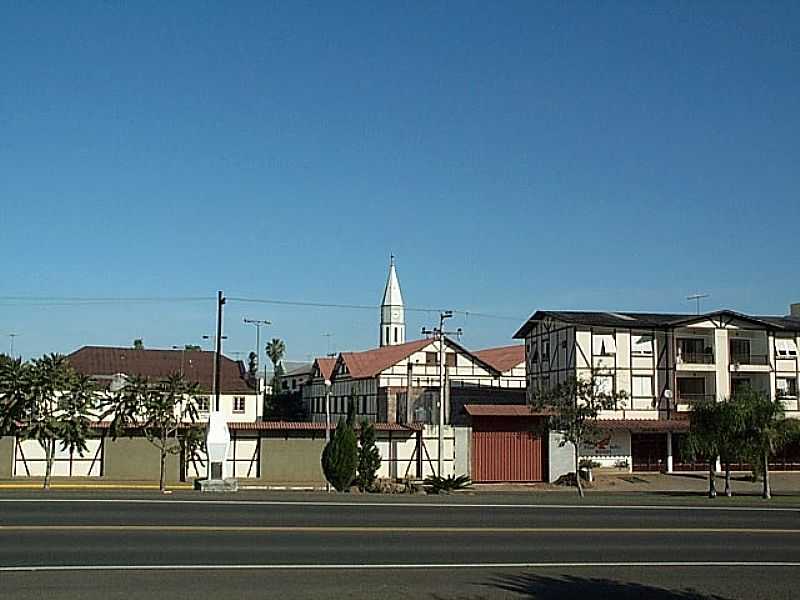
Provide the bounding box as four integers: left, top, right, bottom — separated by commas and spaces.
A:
471, 418, 543, 482
631, 433, 666, 472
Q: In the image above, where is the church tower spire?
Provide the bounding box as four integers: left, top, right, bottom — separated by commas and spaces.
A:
380, 255, 405, 347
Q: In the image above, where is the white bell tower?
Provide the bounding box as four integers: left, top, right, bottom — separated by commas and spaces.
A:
380, 255, 405, 347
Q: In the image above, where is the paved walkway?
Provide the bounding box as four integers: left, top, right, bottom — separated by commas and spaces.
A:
473, 471, 800, 496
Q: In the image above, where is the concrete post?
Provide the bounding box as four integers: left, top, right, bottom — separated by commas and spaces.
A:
666, 431, 673, 474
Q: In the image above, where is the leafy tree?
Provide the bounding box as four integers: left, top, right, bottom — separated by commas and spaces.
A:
247, 352, 258, 382
321, 418, 358, 492
684, 399, 725, 498
529, 373, 627, 497
355, 419, 381, 492
0, 355, 97, 489
264, 390, 307, 421
184, 345, 201, 351
736, 387, 798, 500
133, 339, 144, 350
103, 372, 201, 492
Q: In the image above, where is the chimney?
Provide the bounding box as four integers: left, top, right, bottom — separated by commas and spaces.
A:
792, 303, 800, 318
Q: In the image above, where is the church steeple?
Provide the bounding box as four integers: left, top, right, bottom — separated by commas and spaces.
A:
380, 255, 405, 347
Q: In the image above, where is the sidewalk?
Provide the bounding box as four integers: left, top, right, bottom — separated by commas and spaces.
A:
472, 471, 800, 496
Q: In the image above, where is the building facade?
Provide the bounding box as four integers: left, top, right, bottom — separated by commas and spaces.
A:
513, 306, 800, 472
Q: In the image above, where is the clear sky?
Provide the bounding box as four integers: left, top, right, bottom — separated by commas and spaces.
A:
1, 2, 798, 362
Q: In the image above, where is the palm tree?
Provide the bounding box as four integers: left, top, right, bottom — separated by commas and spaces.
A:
737, 387, 798, 499
265, 338, 286, 374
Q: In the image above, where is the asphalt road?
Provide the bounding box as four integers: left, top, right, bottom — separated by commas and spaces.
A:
1, 492, 799, 599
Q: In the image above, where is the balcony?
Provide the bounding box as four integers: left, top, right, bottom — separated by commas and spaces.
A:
730, 353, 769, 366
675, 393, 716, 405
678, 351, 715, 365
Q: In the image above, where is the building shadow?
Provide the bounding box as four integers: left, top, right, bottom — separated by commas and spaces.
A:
479, 573, 731, 600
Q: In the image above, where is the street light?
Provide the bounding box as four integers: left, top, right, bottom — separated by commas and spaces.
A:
324, 378, 332, 493
243, 318, 271, 396
171, 345, 187, 377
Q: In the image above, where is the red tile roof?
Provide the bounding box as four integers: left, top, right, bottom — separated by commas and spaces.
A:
314, 357, 337, 381
90, 420, 420, 432
463, 404, 550, 417
597, 419, 690, 432
67, 346, 254, 394
340, 338, 433, 379
473, 345, 525, 373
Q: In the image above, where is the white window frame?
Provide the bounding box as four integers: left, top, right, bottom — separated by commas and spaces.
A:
593, 333, 617, 356
632, 375, 653, 397
776, 338, 798, 358
631, 334, 654, 356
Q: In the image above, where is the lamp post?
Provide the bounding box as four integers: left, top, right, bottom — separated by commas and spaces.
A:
324, 378, 332, 492
171, 345, 187, 377
422, 311, 462, 477
243, 318, 271, 396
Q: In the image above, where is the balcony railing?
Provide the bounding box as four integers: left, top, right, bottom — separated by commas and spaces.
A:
676, 393, 716, 405
678, 351, 715, 365
730, 353, 769, 366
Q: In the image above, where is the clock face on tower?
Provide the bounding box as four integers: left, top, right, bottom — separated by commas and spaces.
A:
392, 311, 400, 320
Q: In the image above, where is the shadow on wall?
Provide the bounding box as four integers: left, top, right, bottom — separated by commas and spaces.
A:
476, 573, 732, 600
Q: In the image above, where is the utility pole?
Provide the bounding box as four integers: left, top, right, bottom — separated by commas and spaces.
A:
213, 291, 225, 412
171, 345, 187, 377
244, 318, 271, 395
322, 332, 334, 357
687, 293, 710, 315
422, 311, 462, 477
202, 333, 228, 401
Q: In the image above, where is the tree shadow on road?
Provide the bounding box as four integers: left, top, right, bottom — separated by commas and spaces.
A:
480, 573, 732, 599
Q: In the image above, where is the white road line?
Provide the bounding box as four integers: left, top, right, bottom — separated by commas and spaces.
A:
2, 561, 800, 572
0, 498, 798, 512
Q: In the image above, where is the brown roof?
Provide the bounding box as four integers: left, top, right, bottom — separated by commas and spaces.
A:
597, 419, 690, 432
473, 345, 525, 373
89, 420, 419, 432
67, 346, 254, 394
340, 338, 433, 379
314, 357, 337, 381
463, 404, 550, 417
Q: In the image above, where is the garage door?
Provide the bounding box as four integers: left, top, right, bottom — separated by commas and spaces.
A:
471, 418, 544, 482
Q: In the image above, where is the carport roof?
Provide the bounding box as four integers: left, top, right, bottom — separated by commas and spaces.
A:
463, 404, 551, 417
596, 419, 690, 432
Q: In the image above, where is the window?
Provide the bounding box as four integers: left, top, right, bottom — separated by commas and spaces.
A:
595, 375, 614, 396
777, 377, 798, 398
592, 333, 617, 356
196, 396, 210, 412
233, 397, 246, 413
426, 352, 437, 365
776, 338, 799, 358
631, 334, 654, 356
730, 338, 751, 363
632, 376, 653, 397
530, 345, 539, 364
393, 328, 398, 343
541, 340, 550, 362
445, 353, 456, 368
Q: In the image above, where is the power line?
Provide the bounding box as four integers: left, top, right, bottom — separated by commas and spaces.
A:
0, 294, 524, 322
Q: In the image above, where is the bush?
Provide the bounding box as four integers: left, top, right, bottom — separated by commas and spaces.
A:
356, 420, 381, 492
424, 474, 472, 494
321, 418, 358, 492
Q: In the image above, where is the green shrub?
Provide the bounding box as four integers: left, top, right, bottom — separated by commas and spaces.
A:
424, 474, 472, 494
356, 419, 381, 492
321, 418, 358, 492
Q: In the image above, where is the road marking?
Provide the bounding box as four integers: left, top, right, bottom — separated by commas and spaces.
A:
0, 526, 797, 534
0, 498, 798, 512
2, 561, 800, 572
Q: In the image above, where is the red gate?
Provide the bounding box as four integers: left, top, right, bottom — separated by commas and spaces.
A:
471, 417, 544, 482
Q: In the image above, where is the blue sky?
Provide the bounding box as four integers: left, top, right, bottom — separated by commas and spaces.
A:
1, 2, 798, 361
